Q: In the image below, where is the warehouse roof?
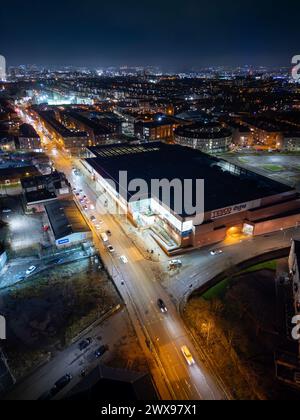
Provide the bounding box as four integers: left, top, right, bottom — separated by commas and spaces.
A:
45, 200, 90, 240
86, 142, 294, 218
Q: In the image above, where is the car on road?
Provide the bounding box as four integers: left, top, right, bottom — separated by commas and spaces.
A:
78, 338, 92, 351
107, 245, 115, 253
101, 233, 109, 243
120, 255, 128, 264
181, 346, 195, 366
26, 266, 37, 276
157, 299, 168, 313
168, 259, 182, 270
50, 374, 73, 396
95, 224, 102, 230
95, 345, 109, 359
210, 249, 223, 256
2, 208, 12, 214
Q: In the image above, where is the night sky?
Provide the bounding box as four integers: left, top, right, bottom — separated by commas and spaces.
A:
1, 0, 299, 69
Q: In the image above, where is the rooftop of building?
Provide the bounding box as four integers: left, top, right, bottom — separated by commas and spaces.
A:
66, 111, 113, 136
21, 170, 67, 189
86, 142, 293, 218
66, 365, 157, 401
45, 200, 90, 240
25, 189, 57, 205
175, 122, 232, 139
0, 165, 40, 181
38, 110, 87, 138
135, 115, 179, 128
19, 123, 39, 139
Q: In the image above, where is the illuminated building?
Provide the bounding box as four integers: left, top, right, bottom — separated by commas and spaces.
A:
84, 142, 300, 253
174, 123, 232, 153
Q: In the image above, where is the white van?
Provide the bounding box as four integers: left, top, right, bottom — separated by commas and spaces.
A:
100, 232, 109, 243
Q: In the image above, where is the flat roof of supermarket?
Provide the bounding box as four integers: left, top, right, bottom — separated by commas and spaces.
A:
86, 142, 294, 218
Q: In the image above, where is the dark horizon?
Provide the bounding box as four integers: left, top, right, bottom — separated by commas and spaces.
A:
1, 0, 299, 70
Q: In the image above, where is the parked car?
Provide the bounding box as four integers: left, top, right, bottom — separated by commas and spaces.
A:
90, 215, 97, 222
120, 255, 128, 264
106, 230, 112, 237
95, 345, 109, 359
101, 233, 109, 243
50, 374, 73, 396
107, 245, 115, 253
78, 338, 92, 351
26, 266, 37, 276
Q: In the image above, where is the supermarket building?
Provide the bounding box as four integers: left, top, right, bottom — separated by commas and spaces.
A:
83, 142, 300, 252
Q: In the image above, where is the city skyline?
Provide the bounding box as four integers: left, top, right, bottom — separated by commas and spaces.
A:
1, 0, 300, 69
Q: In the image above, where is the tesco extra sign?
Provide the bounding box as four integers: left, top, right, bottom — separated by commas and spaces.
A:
211, 200, 261, 220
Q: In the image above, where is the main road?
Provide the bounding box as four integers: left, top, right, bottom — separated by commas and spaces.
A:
49, 145, 227, 400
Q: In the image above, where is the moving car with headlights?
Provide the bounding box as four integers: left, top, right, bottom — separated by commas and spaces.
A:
210, 249, 223, 256
181, 345, 195, 366
157, 299, 168, 313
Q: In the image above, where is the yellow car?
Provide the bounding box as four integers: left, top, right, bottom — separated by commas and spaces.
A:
181, 346, 195, 366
